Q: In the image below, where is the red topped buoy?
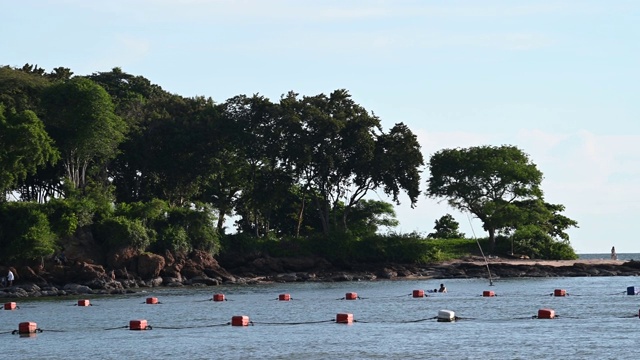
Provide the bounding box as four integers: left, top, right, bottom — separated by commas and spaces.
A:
412, 290, 425, 298
483, 291, 495, 297
4, 302, 17, 310
213, 294, 225, 302
345, 292, 358, 300
77, 299, 91, 306
146, 297, 158, 304
231, 316, 250, 326
19, 322, 37, 334
278, 293, 291, 301
553, 289, 566, 297
538, 309, 555, 319
336, 313, 353, 324
129, 319, 149, 330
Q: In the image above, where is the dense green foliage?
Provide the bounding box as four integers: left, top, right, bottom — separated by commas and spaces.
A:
427, 145, 578, 255
0, 64, 578, 265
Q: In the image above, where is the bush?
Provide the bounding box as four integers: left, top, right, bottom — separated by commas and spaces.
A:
0, 202, 57, 262
94, 216, 151, 251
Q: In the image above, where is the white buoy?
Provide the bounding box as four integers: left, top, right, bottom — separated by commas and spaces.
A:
437, 310, 456, 322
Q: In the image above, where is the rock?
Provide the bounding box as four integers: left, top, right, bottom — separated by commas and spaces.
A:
107, 246, 139, 272
377, 269, 397, 279
163, 276, 182, 284
332, 273, 353, 282
189, 276, 220, 286
275, 273, 298, 282
203, 268, 236, 283
69, 262, 107, 282
137, 253, 166, 279
63, 283, 93, 294
17, 283, 41, 293
148, 277, 163, 287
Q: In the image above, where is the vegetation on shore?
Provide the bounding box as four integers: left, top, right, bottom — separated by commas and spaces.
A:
0, 64, 578, 269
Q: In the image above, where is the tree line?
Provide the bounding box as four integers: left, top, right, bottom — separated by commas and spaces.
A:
0, 64, 578, 264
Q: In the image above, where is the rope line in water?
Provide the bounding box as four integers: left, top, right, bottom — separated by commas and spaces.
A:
250, 320, 334, 326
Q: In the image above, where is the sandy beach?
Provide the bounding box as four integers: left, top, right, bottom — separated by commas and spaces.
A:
448, 257, 629, 267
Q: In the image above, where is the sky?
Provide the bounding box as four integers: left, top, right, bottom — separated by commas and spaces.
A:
2, 0, 639, 253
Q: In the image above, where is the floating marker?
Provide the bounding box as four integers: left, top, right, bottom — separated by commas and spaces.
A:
538, 309, 555, 319
336, 313, 353, 324
18, 322, 37, 334
483, 291, 495, 297
77, 299, 91, 306
627, 286, 638, 295
412, 289, 425, 298
345, 292, 358, 300
129, 319, 149, 330
145, 297, 158, 304
553, 289, 566, 297
231, 316, 250, 326
213, 294, 225, 302
4, 302, 17, 310
279, 293, 291, 301
437, 310, 456, 322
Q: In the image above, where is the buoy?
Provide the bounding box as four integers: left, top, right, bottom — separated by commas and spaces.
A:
77, 299, 91, 306
483, 291, 495, 297
213, 294, 225, 302
538, 309, 555, 319
336, 313, 353, 324
129, 319, 149, 330
146, 297, 158, 304
278, 293, 291, 301
4, 302, 17, 310
627, 286, 638, 295
437, 310, 455, 322
231, 315, 250, 326
412, 289, 425, 298
18, 322, 38, 334
553, 289, 566, 297
345, 292, 358, 300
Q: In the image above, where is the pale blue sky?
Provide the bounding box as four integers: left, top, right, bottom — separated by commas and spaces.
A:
3, 0, 639, 253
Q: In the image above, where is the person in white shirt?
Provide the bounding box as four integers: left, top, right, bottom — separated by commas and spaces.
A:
6, 270, 14, 286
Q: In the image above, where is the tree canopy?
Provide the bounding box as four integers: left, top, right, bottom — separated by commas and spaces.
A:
426, 145, 575, 252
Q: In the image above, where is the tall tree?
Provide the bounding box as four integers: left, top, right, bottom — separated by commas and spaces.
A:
291, 90, 423, 234
0, 105, 59, 199
426, 145, 543, 252
41, 77, 127, 191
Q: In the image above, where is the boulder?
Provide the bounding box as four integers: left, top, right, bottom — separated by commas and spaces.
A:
189, 276, 220, 286
107, 246, 139, 272
148, 277, 163, 287
70, 262, 107, 282
137, 253, 166, 279
63, 283, 93, 294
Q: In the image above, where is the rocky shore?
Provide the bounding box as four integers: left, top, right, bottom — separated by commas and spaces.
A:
2, 251, 640, 299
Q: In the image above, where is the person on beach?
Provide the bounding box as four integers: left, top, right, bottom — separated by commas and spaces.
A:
611, 246, 617, 260
438, 283, 447, 293
6, 269, 14, 286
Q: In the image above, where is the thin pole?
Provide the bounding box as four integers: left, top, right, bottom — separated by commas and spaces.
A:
467, 214, 494, 286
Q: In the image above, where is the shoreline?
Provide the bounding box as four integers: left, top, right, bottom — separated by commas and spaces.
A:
2, 257, 640, 300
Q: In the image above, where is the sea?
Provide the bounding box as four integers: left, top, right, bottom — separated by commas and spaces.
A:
2, 256, 640, 359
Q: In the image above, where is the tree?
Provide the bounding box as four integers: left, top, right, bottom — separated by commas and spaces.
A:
0, 105, 59, 198
503, 200, 578, 256
427, 214, 465, 239
426, 145, 543, 252
290, 90, 423, 235
0, 202, 57, 262
41, 77, 127, 191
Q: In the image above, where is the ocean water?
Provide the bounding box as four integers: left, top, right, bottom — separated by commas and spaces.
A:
2, 276, 639, 359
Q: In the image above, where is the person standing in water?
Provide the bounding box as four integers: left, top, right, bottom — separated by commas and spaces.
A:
611, 246, 618, 260
438, 283, 447, 293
